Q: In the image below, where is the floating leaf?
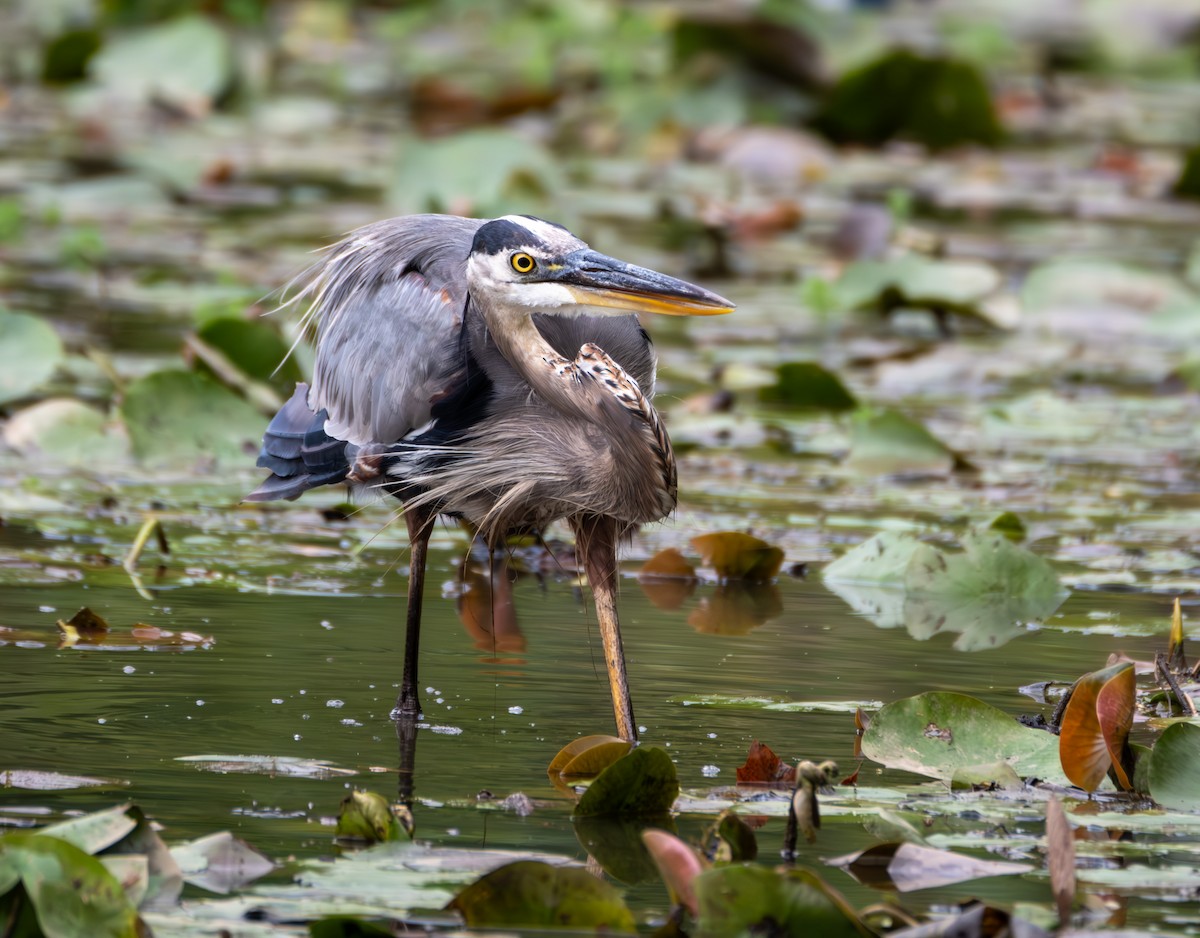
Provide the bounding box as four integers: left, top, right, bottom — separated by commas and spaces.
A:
56, 606, 110, 641
119, 370, 268, 468
90, 14, 233, 116
336, 791, 408, 844
547, 735, 632, 779
574, 816, 669, 885
690, 532, 783, 581
0, 770, 120, 791
638, 548, 696, 579
834, 256, 1002, 321
1147, 722, 1200, 810
0, 834, 142, 937
0, 308, 63, 405
846, 408, 957, 477
194, 317, 303, 396
39, 804, 136, 855
822, 531, 923, 587
813, 49, 1002, 150
987, 511, 1027, 542
175, 755, 356, 778
828, 842, 1031, 892
1059, 662, 1135, 792
735, 740, 796, 787
1175, 146, 1200, 200
861, 691, 1065, 784
693, 865, 865, 938
906, 530, 1063, 602
448, 860, 635, 932
2, 399, 129, 466
574, 748, 679, 818
759, 362, 857, 412
392, 130, 558, 216
169, 831, 274, 894
642, 829, 706, 916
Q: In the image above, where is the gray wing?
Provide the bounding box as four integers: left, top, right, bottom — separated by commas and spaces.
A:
295, 214, 485, 445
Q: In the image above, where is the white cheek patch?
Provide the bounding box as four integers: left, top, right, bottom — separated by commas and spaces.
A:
514, 281, 576, 309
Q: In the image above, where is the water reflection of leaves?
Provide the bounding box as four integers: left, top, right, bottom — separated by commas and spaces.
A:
687, 581, 783, 635
825, 579, 1062, 651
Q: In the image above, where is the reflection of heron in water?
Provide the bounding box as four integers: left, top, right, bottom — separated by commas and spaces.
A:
248, 214, 734, 742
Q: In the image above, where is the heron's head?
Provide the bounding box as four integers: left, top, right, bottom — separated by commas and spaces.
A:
466, 215, 734, 318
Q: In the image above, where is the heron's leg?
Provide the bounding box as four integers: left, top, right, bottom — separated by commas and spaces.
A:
571, 514, 638, 743
395, 504, 434, 720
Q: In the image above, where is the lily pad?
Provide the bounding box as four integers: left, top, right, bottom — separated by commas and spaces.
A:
812, 49, 1002, 150
693, 865, 864, 938
690, 532, 784, 581
1058, 662, 1136, 792
861, 691, 1066, 784
1147, 722, 1200, 811
0, 308, 63, 405
828, 842, 1031, 892
845, 408, 957, 476
574, 747, 679, 818
834, 256, 1002, 321
759, 362, 857, 411
0, 770, 121, 790
907, 530, 1063, 602
119, 370, 267, 468
194, 317, 303, 396
0, 834, 142, 937
89, 14, 234, 116
822, 531, 923, 587
336, 791, 408, 844
447, 860, 635, 932
170, 831, 274, 894
548, 736, 632, 779
2, 399, 129, 466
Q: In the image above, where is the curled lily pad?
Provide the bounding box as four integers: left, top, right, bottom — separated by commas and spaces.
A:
2, 399, 129, 466
642, 829, 706, 915
1058, 662, 1136, 792
827, 842, 1031, 892
337, 791, 410, 844
548, 735, 632, 781
690, 532, 783, 581
169, 831, 274, 894
447, 860, 635, 932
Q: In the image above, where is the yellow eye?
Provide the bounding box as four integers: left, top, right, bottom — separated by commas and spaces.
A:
510, 252, 536, 274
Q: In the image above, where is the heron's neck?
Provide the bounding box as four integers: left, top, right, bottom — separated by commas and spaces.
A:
485, 307, 600, 420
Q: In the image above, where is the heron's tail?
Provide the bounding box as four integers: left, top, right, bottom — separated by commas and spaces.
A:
245, 383, 350, 501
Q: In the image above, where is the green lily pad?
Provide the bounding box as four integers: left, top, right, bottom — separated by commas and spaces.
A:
0, 834, 142, 937
861, 691, 1066, 784
813, 49, 1002, 151
2, 399, 129, 466
693, 865, 864, 938
89, 14, 233, 115
574, 747, 679, 818
447, 860, 635, 932
119, 370, 267, 468
194, 318, 303, 395
0, 308, 63, 405
828, 842, 1031, 892
759, 362, 857, 412
392, 129, 558, 216
846, 408, 957, 476
835, 256, 1002, 319
822, 531, 923, 587
1147, 722, 1200, 811
170, 831, 274, 894
907, 530, 1063, 601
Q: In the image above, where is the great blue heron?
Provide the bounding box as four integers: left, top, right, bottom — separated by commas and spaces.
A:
246, 214, 734, 742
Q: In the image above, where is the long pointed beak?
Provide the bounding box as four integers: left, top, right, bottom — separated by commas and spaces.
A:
553, 249, 735, 316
